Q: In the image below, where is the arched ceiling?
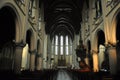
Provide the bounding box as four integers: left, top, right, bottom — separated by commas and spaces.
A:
43, 0, 84, 40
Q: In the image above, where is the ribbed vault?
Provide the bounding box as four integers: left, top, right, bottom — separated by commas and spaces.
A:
43, 0, 84, 40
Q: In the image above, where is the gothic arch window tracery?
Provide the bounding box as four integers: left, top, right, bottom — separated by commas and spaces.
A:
51, 35, 72, 55
28, 0, 37, 25
95, 0, 102, 18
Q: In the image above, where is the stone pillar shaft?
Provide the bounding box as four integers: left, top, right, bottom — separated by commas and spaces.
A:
36, 54, 42, 70
29, 50, 36, 71
92, 51, 99, 72
107, 46, 117, 74
14, 43, 25, 74
84, 57, 89, 66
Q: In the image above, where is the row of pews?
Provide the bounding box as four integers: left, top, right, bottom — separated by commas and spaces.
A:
0, 69, 120, 80
17, 69, 58, 80
67, 69, 114, 80
0, 70, 16, 80
0, 69, 58, 80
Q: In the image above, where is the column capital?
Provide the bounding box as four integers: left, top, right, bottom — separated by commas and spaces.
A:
13, 40, 26, 48
29, 49, 37, 54
37, 53, 42, 57
91, 50, 98, 54
105, 42, 116, 48
105, 43, 117, 56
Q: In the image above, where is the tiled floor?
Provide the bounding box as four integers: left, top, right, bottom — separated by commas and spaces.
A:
56, 69, 72, 80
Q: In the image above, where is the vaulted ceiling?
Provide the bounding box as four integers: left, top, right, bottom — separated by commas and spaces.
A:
43, 0, 84, 40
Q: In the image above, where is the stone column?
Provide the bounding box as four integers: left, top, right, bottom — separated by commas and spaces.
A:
98, 45, 105, 69
29, 50, 36, 71
14, 42, 25, 74
85, 51, 89, 66
92, 50, 99, 72
51, 55, 54, 69
36, 53, 42, 70
84, 57, 89, 66
107, 45, 117, 74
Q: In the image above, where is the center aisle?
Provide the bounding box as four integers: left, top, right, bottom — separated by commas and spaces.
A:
56, 69, 72, 80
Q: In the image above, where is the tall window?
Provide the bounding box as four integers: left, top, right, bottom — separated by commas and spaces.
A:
51, 37, 54, 55
52, 35, 73, 55
60, 35, 63, 55
69, 39, 72, 54
28, 0, 36, 17
65, 36, 69, 55
28, 0, 33, 16
55, 35, 58, 55
95, 0, 102, 18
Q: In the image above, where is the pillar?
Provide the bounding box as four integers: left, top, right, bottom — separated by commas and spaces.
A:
29, 49, 36, 71
36, 53, 42, 70
84, 57, 89, 66
14, 42, 25, 74
92, 50, 99, 72
107, 45, 117, 74
69, 54, 72, 66
84, 51, 89, 66
98, 45, 105, 69
51, 55, 54, 69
